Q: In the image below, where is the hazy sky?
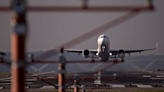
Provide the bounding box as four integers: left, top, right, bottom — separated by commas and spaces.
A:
0, 0, 164, 55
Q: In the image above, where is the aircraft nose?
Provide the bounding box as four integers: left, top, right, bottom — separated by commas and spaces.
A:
102, 37, 109, 45
103, 37, 108, 42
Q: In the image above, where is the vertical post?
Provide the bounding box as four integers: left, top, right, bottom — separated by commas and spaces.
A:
11, 0, 27, 92
74, 74, 79, 92
58, 48, 66, 92
74, 80, 79, 92
81, 85, 85, 92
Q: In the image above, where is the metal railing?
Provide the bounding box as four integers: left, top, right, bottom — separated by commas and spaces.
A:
0, 0, 154, 92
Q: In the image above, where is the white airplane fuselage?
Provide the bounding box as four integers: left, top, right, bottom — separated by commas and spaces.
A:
97, 35, 110, 61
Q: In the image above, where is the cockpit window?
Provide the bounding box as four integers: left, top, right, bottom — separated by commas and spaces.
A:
100, 35, 107, 38
104, 36, 107, 38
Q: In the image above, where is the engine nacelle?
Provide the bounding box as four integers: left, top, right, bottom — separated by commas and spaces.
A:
118, 49, 125, 58
82, 49, 90, 58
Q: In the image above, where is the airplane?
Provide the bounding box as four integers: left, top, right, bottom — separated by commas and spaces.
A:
64, 34, 157, 62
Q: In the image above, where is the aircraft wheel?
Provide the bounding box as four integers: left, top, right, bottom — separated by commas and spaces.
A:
90, 58, 95, 63
113, 59, 118, 63
121, 58, 124, 62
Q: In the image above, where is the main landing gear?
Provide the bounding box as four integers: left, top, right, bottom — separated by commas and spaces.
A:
113, 55, 118, 63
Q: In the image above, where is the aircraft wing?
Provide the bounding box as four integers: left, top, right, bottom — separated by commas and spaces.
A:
64, 49, 97, 54
110, 43, 158, 55
54, 48, 97, 54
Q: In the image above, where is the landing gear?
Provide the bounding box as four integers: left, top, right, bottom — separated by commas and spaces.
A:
113, 59, 118, 63
113, 55, 118, 63
121, 58, 124, 62
90, 58, 95, 63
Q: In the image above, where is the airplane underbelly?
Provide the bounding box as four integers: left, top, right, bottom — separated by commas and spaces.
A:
98, 52, 109, 61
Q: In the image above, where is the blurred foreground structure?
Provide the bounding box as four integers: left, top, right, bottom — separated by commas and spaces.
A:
0, 0, 155, 92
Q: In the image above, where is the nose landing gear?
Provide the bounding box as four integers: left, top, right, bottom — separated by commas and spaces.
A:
90, 58, 95, 63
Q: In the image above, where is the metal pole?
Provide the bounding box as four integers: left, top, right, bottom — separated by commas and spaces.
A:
11, 0, 27, 92
74, 74, 79, 92
81, 85, 85, 92
74, 80, 79, 92
58, 48, 66, 92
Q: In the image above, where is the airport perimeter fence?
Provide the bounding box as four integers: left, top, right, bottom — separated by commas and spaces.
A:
0, 0, 154, 92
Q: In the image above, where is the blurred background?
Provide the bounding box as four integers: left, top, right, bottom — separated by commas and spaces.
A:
0, 0, 163, 55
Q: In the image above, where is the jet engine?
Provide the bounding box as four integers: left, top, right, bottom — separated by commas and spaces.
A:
118, 49, 125, 59
82, 49, 90, 58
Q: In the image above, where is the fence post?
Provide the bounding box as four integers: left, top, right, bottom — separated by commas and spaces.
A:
11, 0, 27, 92
58, 48, 66, 92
